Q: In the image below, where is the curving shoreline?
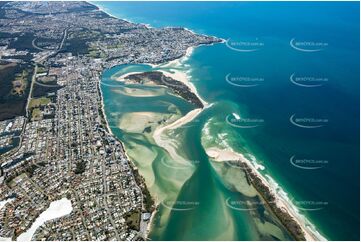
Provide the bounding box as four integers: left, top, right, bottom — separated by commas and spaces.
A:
206, 147, 326, 241
93, 2, 326, 241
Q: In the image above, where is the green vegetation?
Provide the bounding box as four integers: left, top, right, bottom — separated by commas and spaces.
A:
11, 69, 28, 96
0, 62, 33, 121
241, 162, 306, 240
87, 47, 106, 58
29, 97, 51, 108
125, 71, 204, 108
74, 160, 87, 174
124, 210, 141, 231
106, 43, 123, 49
133, 168, 155, 212
37, 66, 47, 73
31, 108, 42, 121
26, 162, 46, 177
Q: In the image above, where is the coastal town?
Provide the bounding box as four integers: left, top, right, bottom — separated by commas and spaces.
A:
0, 1, 220, 240
0, 1, 331, 241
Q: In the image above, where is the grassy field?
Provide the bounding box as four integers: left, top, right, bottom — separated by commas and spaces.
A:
125, 210, 141, 231
11, 70, 28, 96
0, 62, 33, 121
29, 97, 51, 108
31, 108, 42, 121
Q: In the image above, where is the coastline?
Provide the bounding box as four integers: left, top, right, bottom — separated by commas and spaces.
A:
206, 146, 326, 241
152, 108, 203, 156
92, 1, 326, 241
113, 47, 207, 108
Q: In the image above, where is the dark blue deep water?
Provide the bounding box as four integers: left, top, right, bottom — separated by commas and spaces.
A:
97, 2, 360, 240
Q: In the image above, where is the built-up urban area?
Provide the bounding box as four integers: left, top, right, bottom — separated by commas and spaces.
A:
0, 1, 220, 240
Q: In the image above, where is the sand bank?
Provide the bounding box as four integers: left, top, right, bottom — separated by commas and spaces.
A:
152, 109, 202, 166
205, 146, 326, 241
111, 86, 164, 97
118, 111, 172, 134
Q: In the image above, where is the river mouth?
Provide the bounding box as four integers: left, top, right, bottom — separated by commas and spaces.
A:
101, 62, 294, 240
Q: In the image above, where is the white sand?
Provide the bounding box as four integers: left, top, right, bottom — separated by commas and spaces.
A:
17, 198, 72, 241
157, 46, 195, 68
111, 86, 164, 97
114, 71, 144, 82
156, 46, 208, 107
118, 112, 171, 134
152, 109, 202, 169
205, 146, 326, 241
159, 69, 208, 107
0, 237, 12, 241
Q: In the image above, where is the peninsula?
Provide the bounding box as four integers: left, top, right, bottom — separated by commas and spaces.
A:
124, 71, 204, 108
0, 1, 325, 242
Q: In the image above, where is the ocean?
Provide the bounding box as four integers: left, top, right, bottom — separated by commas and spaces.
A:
97, 1, 360, 240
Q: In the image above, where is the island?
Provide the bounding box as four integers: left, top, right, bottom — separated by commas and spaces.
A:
124, 71, 204, 108
0, 1, 321, 241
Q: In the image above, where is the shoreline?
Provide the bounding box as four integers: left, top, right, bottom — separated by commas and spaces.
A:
153, 108, 203, 153
206, 147, 326, 241
92, 1, 325, 241
113, 46, 208, 108
97, 71, 157, 239
145, 203, 159, 238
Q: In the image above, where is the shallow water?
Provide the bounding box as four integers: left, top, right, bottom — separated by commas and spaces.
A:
101, 64, 293, 240
97, 1, 360, 240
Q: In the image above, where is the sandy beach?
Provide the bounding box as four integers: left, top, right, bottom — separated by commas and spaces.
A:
205, 146, 326, 241
91, 1, 333, 240
113, 71, 144, 82
118, 111, 172, 134
153, 108, 202, 163
145, 205, 159, 238
159, 69, 208, 108
111, 86, 164, 97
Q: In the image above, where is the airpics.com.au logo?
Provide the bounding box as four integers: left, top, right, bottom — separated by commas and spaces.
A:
290, 73, 328, 88
226, 38, 265, 52
226, 114, 264, 129
225, 73, 264, 88
290, 38, 328, 52
161, 200, 200, 211
290, 155, 329, 170
289, 114, 328, 129
292, 199, 328, 211
225, 197, 274, 211
160, 157, 200, 170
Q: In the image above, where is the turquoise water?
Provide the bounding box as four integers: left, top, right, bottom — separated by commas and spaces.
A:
101, 63, 293, 240
97, 2, 360, 240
